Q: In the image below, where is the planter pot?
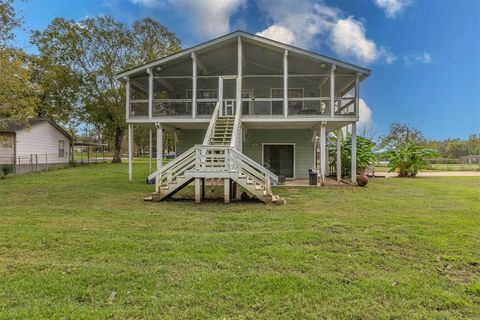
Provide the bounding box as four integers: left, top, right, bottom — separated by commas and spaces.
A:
356, 168, 369, 187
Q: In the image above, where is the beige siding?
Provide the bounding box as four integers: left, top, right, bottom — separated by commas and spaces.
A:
15, 122, 70, 163
242, 129, 315, 179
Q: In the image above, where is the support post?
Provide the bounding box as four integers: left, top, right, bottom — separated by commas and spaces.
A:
149, 128, 153, 173
283, 50, 288, 117
236, 36, 242, 116
218, 76, 223, 116
125, 77, 130, 119
325, 131, 329, 177
224, 178, 230, 204
336, 128, 342, 182
351, 122, 357, 184
330, 65, 336, 117
128, 123, 133, 182
355, 73, 360, 117
147, 68, 153, 119
156, 123, 163, 170
319, 123, 326, 184
195, 178, 201, 204
192, 52, 197, 118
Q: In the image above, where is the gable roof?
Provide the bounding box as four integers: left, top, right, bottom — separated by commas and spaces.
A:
0, 119, 73, 140
115, 30, 371, 79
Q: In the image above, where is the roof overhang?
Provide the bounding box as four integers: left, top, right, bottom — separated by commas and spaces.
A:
115, 30, 371, 80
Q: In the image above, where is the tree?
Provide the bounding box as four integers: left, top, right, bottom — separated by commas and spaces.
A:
0, 0, 21, 48
31, 17, 181, 162
0, 48, 39, 128
329, 132, 377, 176
386, 138, 438, 177
378, 122, 425, 151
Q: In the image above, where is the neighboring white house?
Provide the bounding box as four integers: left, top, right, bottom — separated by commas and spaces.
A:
0, 119, 73, 173
115, 30, 370, 203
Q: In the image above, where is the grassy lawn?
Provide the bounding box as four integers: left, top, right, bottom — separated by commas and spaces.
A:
0, 163, 479, 319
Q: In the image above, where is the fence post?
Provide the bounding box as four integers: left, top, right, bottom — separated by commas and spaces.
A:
46, 154, 48, 171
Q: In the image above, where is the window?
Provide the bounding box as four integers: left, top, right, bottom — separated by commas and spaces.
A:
58, 140, 65, 157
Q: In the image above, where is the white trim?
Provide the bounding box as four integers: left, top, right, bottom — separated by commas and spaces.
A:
191, 52, 197, 118
115, 31, 371, 79
262, 143, 296, 179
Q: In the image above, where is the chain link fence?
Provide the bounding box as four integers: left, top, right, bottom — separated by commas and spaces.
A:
0, 152, 71, 174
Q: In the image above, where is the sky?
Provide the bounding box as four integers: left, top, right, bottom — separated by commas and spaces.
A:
12, 0, 480, 140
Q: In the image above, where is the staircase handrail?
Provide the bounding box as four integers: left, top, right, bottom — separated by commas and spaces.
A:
229, 98, 242, 149
202, 101, 221, 145
229, 148, 278, 182
147, 146, 196, 181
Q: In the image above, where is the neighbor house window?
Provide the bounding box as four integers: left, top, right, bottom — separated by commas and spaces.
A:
58, 140, 65, 157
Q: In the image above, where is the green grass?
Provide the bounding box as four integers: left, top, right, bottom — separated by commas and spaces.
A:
1, 163, 479, 319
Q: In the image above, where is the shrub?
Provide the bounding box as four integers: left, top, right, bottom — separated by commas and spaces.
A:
329, 133, 377, 176
386, 138, 438, 177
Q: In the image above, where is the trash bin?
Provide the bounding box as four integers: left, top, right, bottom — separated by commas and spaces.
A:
308, 169, 317, 185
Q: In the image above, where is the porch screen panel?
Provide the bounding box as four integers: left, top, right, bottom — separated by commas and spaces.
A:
153, 77, 192, 117
334, 73, 356, 117
196, 77, 218, 116
288, 76, 329, 116
129, 76, 148, 117
242, 76, 283, 115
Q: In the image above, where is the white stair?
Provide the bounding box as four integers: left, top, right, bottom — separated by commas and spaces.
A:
147, 102, 281, 203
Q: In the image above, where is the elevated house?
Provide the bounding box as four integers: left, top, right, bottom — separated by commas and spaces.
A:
115, 31, 370, 203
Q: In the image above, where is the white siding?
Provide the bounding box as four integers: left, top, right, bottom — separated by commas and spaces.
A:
15, 122, 70, 164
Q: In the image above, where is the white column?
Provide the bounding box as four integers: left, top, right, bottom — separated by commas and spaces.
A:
156, 123, 163, 170
128, 124, 133, 181
351, 122, 357, 183
283, 50, 288, 117
191, 52, 197, 118
125, 77, 130, 119
218, 76, 223, 116
336, 128, 342, 182
325, 131, 329, 177
147, 68, 153, 119
236, 36, 242, 115
355, 73, 360, 118
319, 123, 326, 183
330, 64, 336, 117
195, 178, 201, 204
149, 128, 153, 173
224, 178, 230, 204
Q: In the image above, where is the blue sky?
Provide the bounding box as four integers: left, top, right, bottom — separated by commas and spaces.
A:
13, 0, 480, 140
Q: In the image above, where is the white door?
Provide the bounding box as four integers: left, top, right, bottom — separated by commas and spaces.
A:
219, 76, 237, 116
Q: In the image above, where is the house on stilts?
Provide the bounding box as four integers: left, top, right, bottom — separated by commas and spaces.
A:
115, 31, 371, 203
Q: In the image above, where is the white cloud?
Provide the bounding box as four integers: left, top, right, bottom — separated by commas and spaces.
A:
131, 0, 245, 38
256, 25, 295, 45
403, 52, 432, 66
171, 0, 245, 37
131, 0, 165, 8
255, 0, 394, 65
373, 0, 412, 18
358, 99, 374, 131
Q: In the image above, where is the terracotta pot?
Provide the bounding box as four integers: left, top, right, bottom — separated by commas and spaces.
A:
356, 168, 369, 187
